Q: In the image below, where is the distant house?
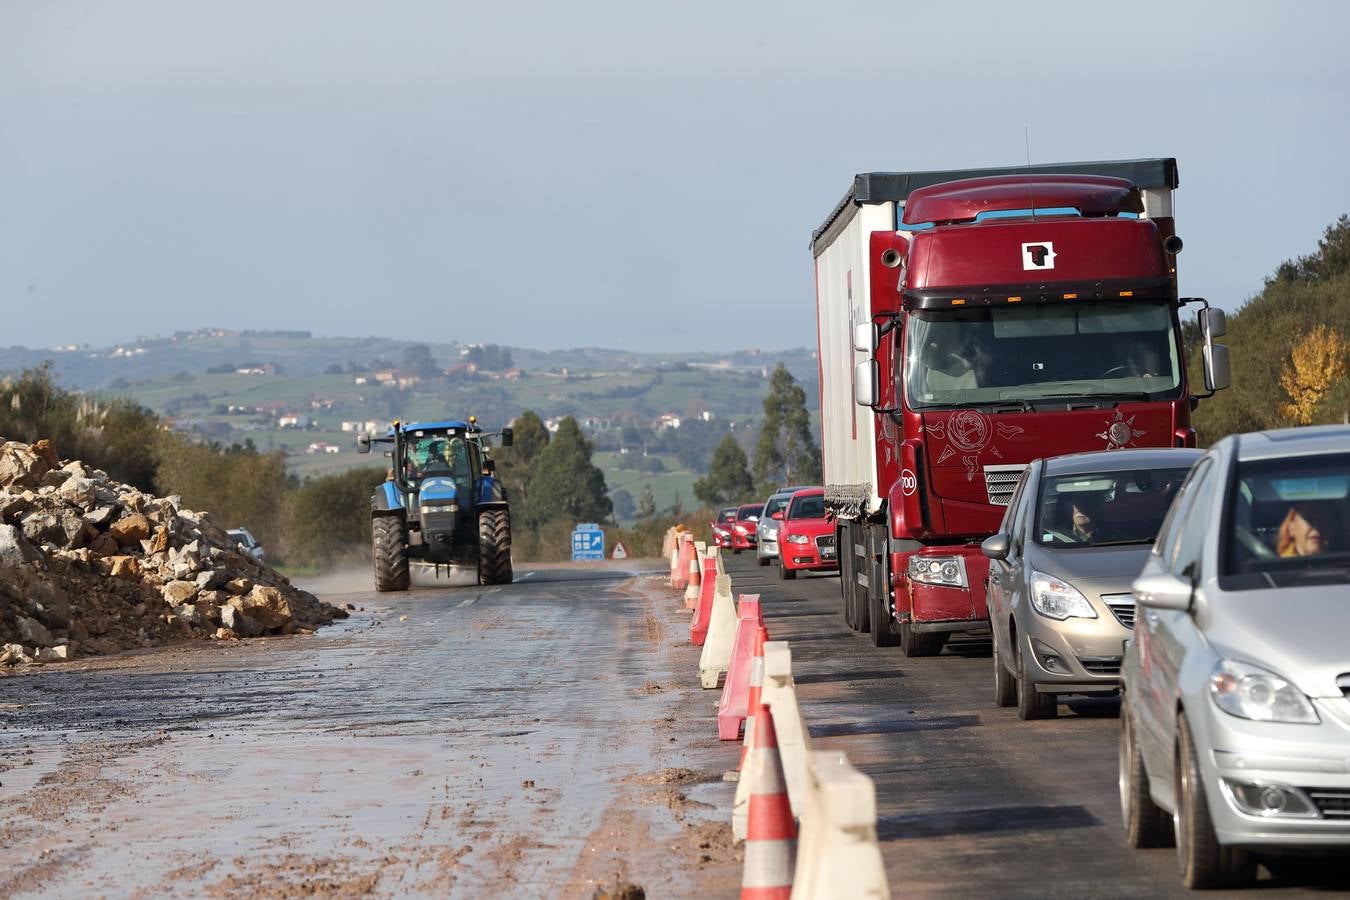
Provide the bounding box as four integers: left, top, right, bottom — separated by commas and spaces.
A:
372, 370, 397, 384
277, 413, 310, 429
353, 376, 369, 385
306, 442, 341, 455
655, 413, 682, 431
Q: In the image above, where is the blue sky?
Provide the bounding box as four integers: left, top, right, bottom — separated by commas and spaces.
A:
2, 1, 1347, 352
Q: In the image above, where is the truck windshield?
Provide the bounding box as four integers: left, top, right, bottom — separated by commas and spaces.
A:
903, 300, 1181, 408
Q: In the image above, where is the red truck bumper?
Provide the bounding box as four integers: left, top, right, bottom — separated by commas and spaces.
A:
890, 544, 991, 632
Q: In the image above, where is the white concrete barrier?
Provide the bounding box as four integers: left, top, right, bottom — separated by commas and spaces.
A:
790, 751, 889, 900
735, 640, 813, 839
698, 574, 737, 689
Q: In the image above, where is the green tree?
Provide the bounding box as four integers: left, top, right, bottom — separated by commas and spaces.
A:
638, 484, 657, 518
753, 363, 822, 493
694, 433, 754, 506
495, 410, 549, 508
284, 467, 388, 566
400, 344, 439, 379
522, 416, 612, 527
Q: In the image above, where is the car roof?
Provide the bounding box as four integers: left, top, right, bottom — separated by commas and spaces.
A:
738, 503, 763, 512
1233, 424, 1350, 461
1040, 447, 1204, 477
767, 485, 817, 499
788, 488, 825, 498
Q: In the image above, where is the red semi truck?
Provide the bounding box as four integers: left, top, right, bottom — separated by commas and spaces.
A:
811, 158, 1231, 656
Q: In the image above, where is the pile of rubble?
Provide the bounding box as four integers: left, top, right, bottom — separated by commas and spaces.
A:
0, 438, 347, 666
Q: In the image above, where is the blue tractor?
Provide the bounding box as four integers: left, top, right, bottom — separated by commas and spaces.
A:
357, 418, 514, 590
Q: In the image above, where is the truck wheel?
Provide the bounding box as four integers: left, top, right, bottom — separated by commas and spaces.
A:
839, 530, 858, 630
898, 622, 947, 658
869, 587, 899, 647
478, 508, 513, 586
372, 516, 410, 592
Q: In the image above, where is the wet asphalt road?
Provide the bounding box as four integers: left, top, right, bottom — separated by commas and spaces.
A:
0, 564, 742, 899
724, 553, 1350, 899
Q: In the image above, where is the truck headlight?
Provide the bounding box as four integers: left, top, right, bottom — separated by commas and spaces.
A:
422, 503, 458, 514
1029, 571, 1097, 620
909, 555, 967, 588
1210, 660, 1319, 724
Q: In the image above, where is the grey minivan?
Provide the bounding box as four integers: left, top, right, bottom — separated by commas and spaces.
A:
983, 448, 1201, 720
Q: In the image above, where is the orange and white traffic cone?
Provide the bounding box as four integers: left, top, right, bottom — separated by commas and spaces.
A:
673, 535, 692, 591
733, 625, 770, 841
741, 704, 796, 899
684, 549, 703, 608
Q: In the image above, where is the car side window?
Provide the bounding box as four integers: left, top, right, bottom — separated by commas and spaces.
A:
1168, 460, 1218, 579
1154, 458, 1206, 561
1003, 470, 1032, 556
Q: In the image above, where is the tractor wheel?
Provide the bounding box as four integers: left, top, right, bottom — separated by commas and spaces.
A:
478, 508, 514, 586
372, 516, 410, 592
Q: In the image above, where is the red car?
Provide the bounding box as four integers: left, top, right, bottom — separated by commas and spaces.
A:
730, 503, 763, 553
710, 506, 738, 549
777, 489, 837, 579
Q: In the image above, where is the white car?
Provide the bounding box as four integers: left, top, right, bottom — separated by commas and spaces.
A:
226, 528, 265, 563
1120, 424, 1350, 888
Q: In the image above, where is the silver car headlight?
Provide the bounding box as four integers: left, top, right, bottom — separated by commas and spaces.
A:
909, 555, 967, 588
1210, 659, 1320, 724
1029, 571, 1097, 620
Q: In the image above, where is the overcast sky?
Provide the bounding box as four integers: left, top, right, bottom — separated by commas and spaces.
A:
3, 1, 1348, 353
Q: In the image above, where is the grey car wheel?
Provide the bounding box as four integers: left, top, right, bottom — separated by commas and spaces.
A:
1175, 714, 1254, 889
992, 634, 1016, 708
1119, 704, 1170, 848
1015, 641, 1056, 721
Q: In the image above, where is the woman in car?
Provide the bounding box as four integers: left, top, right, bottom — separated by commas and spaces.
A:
1276, 502, 1339, 557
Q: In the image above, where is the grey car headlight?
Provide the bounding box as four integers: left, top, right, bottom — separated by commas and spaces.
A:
1029, 571, 1097, 620
1210, 659, 1320, 724
909, 555, 968, 588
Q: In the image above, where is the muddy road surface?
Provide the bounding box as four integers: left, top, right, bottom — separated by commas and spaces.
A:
0, 563, 742, 898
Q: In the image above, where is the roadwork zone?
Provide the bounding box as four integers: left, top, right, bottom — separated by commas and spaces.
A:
664, 529, 889, 899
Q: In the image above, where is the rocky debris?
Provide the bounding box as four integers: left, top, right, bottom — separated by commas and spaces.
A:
0, 438, 347, 667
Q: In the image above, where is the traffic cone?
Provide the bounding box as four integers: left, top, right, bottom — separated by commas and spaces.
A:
741, 705, 796, 899
684, 550, 703, 608
673, 534, 692, 591
733, 625, 769, 841
690, 556, 718, 645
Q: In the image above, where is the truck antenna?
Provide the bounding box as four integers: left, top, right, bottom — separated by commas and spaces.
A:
1024, 126, 1036, 221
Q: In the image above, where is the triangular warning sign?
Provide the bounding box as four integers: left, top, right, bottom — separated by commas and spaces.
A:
611, 541, 628, 560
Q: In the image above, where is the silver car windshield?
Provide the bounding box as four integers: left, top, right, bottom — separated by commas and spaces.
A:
1034, 467, 1190, 549
1223, 452, 1350, 586
904, 300, 1182, 408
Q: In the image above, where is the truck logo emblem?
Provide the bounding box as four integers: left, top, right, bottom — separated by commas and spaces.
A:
946, 410, 991, 453
1097, 410, 1146, 449
900, 468, 917, 496
1021, 242, 1056, 270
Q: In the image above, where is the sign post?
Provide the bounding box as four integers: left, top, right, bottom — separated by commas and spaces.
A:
571, 523, 605, 561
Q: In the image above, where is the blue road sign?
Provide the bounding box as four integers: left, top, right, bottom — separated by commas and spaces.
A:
571, 523, 605, 561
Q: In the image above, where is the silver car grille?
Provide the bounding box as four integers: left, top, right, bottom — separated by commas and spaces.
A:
1308, 788, 1350, 818
1102, 594, 1136, 629
983, 464, 1027, 506
1077, 656, 1123, 677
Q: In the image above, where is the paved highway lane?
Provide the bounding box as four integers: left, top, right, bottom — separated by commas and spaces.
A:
723, 554, 1350, 899
0, 564, 743, 898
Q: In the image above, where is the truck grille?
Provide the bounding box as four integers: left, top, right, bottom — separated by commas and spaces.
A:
1077, 656, 1123, 677
1103, 595, 1136, 629
1308, 788, 1350, 818
983, 464, 1027, 506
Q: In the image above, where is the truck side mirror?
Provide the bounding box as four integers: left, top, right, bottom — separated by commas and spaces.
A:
854, 359, 879, 408
500, 427, 514, 448
357, 433, 371, 454
853, 322, 878, 354
1203, 342, 1231, 393
1199, 307, 1227, 339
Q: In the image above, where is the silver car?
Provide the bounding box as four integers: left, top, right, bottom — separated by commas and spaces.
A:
756, 486, 816, 566
982, 449, 1200, 720
1121, 424, 1350, 888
